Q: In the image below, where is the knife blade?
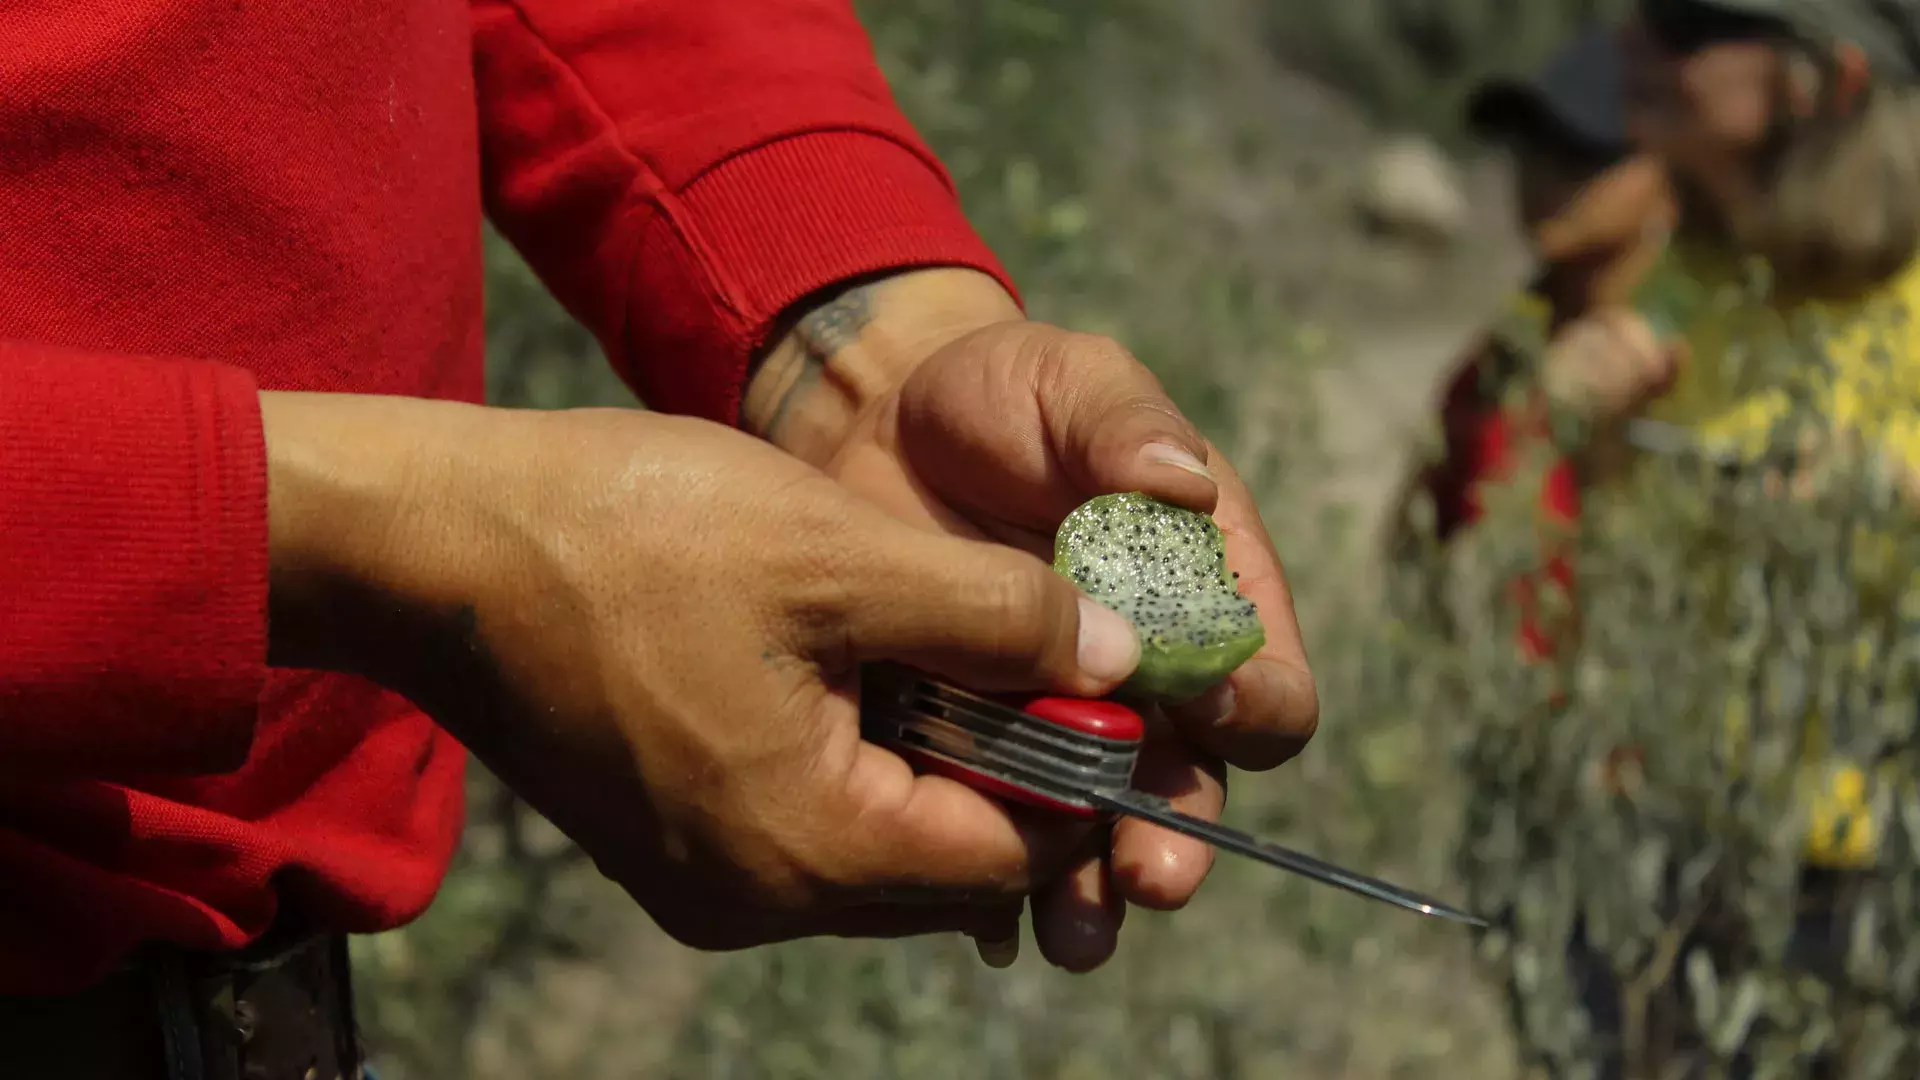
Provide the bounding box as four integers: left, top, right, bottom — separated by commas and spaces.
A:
863, 665, 1487, 928
1090, 788, 1486, 927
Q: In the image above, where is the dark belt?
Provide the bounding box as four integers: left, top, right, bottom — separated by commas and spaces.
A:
0, 931, 366, 1080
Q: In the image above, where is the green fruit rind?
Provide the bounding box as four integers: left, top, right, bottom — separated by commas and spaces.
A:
1052, 491, 1265, 702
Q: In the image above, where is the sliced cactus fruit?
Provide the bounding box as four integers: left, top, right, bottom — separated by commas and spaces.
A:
1052, 491, 1264, 702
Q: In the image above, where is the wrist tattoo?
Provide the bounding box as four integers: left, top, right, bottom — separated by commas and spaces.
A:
748, 280, 881, 441
753, 347, 822, 444
795, 281, 877, 358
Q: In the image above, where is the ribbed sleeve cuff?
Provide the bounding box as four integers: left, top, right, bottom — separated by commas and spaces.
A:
0, 342, 267, 776
623, 129, 1020, 425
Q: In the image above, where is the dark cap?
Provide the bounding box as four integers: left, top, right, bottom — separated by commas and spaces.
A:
1649, 0, 1920, 83
1466, 27, 1630, 166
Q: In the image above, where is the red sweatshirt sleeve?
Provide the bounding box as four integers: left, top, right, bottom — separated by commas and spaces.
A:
0, 341, 267, 776
471, 0, 1018, 425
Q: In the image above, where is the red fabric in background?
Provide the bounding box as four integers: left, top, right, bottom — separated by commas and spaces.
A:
0, 0, 1013, 994
1430, 355, 1581, 659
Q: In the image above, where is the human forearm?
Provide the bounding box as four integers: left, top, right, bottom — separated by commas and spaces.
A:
0, 360, 500, 775
742, 267, 1023, 465
265, 386, 1136, 961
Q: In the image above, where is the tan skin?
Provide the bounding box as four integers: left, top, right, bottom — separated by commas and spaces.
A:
1621, 21, 1868, 251
1526, 149, 1676, 323
742, 267, 1317, 970
266, 395, 1141, 952
264, 268, 1317, 975
1526, 149, 1684, 431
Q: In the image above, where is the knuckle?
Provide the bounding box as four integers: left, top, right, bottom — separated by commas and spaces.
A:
770, 502, 870, 642
1060, 329, 1137, 364
1259, 680, 1320, 737
979, 564, 1057, 651
1037, 329, 1147, 388
1228, 668, 1320, 772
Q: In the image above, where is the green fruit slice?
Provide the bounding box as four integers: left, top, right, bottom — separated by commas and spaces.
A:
1052, 491, 1265, 702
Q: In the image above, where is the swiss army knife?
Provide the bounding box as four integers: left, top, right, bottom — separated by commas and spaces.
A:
861, 664, 1486, 927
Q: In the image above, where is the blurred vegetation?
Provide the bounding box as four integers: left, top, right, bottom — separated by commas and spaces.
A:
1406, 267, 1920, 1079
1262, 0, 1629, 141
349, 2, 1920, 1078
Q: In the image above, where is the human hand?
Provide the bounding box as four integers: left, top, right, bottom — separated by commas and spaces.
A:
259, 392, 1147, 951
1540, 307, 1685, 428
743, 268, 1318, 972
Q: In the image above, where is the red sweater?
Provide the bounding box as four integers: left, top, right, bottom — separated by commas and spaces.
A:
0, 0, 1011, 994
1429, 349, 1580, 658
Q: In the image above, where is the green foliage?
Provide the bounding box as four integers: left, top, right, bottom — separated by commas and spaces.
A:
1374, 266, 1920, 1078
860, 0, 1329, 438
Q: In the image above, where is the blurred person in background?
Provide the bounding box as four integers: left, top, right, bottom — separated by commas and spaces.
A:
1457, 1, 1920, 1075
1616, 0, 1920, 868
0, 2, 1319, 1076
1385, 31, 1685, 1079
1387, 27, 1679, 627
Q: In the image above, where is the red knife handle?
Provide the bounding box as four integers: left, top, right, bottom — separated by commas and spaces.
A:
872, 679, 1147, 819
1021, 696, 1148, 741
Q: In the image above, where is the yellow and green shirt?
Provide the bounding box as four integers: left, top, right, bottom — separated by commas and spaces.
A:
1497, 249, 1920, 869
1642, 249, 1920, 870
1643, 250, 1920, 471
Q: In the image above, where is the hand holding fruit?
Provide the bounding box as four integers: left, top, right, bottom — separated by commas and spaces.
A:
745, 268, 1316, 971
262, 393, 1142, 954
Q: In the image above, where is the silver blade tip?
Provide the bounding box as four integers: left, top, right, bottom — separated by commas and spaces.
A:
1421, 903, 1491, 930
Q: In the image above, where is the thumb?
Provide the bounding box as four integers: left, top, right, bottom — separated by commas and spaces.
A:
834, 524, 1141, 697
1035, 332, 1220, 514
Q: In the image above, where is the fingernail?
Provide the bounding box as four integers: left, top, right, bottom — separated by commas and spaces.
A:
974, 935, 1019, 969
1076, 597, 1141, 683
1143, 442, 1213, 481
